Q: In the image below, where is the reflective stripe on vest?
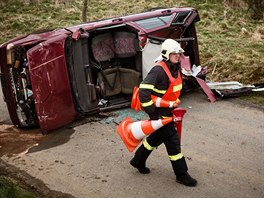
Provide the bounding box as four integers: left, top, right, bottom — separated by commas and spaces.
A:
173, 84, 182, 92
168, 153, 184, 161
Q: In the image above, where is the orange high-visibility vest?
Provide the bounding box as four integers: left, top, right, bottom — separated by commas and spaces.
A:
159, 61, 182, 101
131, 61, 182, 111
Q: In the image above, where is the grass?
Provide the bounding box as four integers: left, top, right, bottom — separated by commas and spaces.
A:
190, 0, 264, 84
0, 176, 36, 198
240, 91, 264, 105
0, 0, 263, 104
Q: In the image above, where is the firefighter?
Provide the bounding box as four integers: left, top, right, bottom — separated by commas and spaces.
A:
130, 39, 197, 187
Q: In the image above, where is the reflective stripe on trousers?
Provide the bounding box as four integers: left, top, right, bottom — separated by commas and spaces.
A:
169, 153, 184, 161
144, 139, 184, 161
143, 139, 155, 151
141, 100, 154, 107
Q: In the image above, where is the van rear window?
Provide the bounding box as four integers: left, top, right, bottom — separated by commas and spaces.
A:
133, 15, 172, 30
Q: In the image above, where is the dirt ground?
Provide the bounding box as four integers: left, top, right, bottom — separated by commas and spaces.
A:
0, 88, 264, 198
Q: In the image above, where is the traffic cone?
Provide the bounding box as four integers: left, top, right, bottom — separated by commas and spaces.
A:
172, 108, 187, 141
151, 95, 180, 108
117, 117, 173, 152
131, 87, 142, 111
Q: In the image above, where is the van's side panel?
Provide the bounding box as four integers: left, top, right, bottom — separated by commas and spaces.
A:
27, 36, 76, 133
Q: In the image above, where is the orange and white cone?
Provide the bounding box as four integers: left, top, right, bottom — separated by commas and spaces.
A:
117, 117, 173, 152
151, 95, 180, 108
172, 108, 187, 141
131, 87, 142, 111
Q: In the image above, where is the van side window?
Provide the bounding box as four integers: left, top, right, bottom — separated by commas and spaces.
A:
133, 15, 172, 30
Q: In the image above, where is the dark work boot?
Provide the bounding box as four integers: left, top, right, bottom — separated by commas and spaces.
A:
170, 156, 196, 186
130, 144, 152, 174
176, 172, 197, 187
130, 158, 150, 174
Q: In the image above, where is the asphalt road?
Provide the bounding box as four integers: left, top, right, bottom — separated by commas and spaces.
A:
0, 88, 264, 198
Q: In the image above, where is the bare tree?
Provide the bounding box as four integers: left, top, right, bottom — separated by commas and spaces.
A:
82, 0, 88, 22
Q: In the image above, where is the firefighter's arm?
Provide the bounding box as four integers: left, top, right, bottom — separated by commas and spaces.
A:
138, 83, 155, 114
138, 67, 160, 118
151, 95, 181, 108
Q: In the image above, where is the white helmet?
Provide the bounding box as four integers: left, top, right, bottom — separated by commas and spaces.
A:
160, 39, 184, 61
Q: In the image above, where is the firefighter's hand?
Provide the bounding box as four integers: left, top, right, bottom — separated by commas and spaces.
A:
173, 99, 181, 107
173, 102, 178, 108
148, 111, 160, 120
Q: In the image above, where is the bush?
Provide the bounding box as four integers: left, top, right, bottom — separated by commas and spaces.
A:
224, 0, 263, 20
243, 0, 263, 19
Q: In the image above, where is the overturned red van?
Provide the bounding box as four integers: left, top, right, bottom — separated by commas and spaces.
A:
0, 7, 203, 133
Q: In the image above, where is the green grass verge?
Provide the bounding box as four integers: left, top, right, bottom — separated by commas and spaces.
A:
240, 91, 264, 105
0, 176, 36, 198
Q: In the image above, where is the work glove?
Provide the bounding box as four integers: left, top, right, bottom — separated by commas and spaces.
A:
148, 111, 160, 120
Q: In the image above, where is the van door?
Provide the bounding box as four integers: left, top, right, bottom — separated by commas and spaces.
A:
27, 35, 77, 133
